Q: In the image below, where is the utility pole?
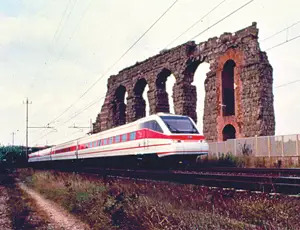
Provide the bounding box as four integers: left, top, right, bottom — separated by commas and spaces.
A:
23, 98, 32, 158
11, 130, 19, 146
11, 132, 15, 146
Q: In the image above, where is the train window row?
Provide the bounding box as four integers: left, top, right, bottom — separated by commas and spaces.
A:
82, 131, 137, 150
53, 131, 137, 154
53, 121, 162, 154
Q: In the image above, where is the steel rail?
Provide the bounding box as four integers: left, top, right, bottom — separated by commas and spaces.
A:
192, 167, 300, 176
78, 167, 300, 195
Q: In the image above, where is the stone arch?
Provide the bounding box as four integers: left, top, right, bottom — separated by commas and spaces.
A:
150, 68, 176, 114
156, 68, 172, 91
222, 59, 236, 116
112, 85, 127, 126
170, 59, 202, 123
193, 61, 210, 132
128, 78, 149, 120
93, 23, 275, 142
222, 124, 236, 141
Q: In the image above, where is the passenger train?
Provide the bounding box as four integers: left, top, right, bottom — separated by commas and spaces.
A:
28, 113, 209, 168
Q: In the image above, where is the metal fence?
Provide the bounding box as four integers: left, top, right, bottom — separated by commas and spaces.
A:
208, 134, 300, 158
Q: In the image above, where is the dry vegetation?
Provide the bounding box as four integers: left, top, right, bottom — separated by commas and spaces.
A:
18, 168, 300, 230
0, 171, 55, 229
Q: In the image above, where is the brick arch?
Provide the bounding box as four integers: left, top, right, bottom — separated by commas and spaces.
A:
148, 68, 176, 114
126, 78, 149, 122
221, 122, 241, 141
214, 49, 245, 141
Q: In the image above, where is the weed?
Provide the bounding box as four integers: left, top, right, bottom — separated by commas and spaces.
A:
18, 169, 300, 230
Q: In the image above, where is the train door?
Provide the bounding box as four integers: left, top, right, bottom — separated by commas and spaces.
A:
75, 140, 79, 159
50, 147, 52, 161
143, 128, 148, 152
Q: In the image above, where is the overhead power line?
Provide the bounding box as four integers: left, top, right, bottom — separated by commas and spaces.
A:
261, 20, 300, 42
52, 0, 78, 44
31, 96, 104, 145
165, 0, 228, 48
190, 0, 255, 40
265, 34, 300, 51
30, 0, 78, 87
275, 79, 300, 89
43, 0, 179, 128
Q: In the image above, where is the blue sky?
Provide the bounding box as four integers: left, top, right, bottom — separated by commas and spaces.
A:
0, 0, 299, 146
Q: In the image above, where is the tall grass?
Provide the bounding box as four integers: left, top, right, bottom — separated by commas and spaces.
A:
19, 169, 300, 229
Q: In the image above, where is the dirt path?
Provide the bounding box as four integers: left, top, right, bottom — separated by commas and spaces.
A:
0, 186, 13, 230
19, 183, 91, 230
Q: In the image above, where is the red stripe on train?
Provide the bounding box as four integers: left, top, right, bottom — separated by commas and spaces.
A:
157, 150, 208, 155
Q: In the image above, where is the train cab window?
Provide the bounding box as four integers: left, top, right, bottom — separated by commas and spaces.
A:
140, 120, 163, 133
115, 135, 120, 143
130, 132, 136, 140
121, 134, 127, 142
160, 116, 199, 134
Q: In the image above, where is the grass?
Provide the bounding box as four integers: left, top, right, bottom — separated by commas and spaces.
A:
17, 168, 300, 229
198, 154, 300, 168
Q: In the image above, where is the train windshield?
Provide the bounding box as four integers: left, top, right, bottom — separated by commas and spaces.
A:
160, 116, 199, 134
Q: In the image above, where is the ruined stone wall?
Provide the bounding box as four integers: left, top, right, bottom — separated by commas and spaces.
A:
93, 22, 275, 142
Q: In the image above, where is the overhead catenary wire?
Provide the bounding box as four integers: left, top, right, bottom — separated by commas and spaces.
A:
44, 0, 253, 131
31, 96, 104, 145
42, 0, 180, 128
165, 0, 228, 49
52, 0, 78, 44
32, 0, 300, 146
30, 0, 78, 87
265, 34, 300, 51
260, 20, 300, 42
190, 0, 255, 40
275, 79, 300, 89
32, 0, 256, 145
30, 0, 93, 131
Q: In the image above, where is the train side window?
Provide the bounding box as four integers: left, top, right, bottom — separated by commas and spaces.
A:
130, 132, 136, 140
122, 134, 127, 142
109, 137, 113, 144
103, 139, 107, 145
116, 135, 120, 143
98, 140, 101, 146
141, 120, 163, 133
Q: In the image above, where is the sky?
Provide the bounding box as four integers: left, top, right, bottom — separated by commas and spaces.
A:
0, 0, 299, 146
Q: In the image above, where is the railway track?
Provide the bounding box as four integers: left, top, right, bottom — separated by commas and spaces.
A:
79, 167, 300, 195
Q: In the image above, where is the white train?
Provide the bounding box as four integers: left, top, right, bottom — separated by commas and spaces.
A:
28, 113, 209, 167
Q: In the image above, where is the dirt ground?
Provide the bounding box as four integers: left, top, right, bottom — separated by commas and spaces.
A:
0, 172, 90, 230
19, 183, 90, 230
0, 186, 13, 230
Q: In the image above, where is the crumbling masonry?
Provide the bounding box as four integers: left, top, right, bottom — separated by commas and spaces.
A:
93, 23, 275, 141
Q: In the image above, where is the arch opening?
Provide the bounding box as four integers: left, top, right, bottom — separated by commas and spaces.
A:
113, 85, 127, 126
193, 61, 210, 132
222, 59, 236, 116
156, 68, 176, 114
134, 78, 150, 117
222, 124, 236, 141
